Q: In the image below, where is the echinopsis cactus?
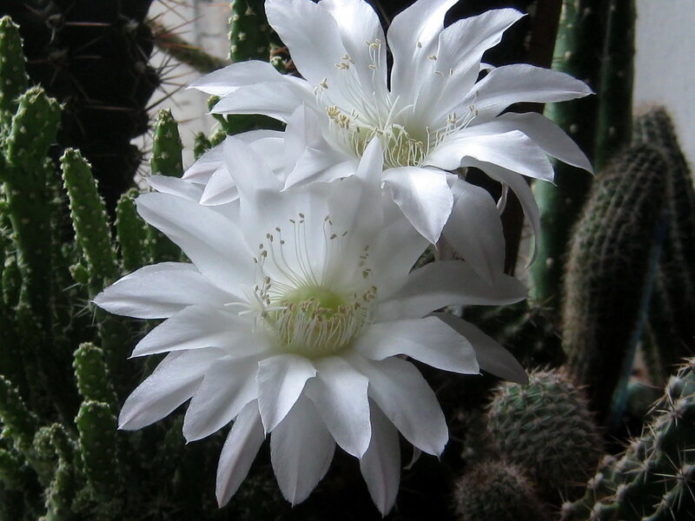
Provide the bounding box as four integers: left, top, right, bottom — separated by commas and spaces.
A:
0, 0, 694, 520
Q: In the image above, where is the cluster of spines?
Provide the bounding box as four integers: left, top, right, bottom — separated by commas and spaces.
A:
561, 358, 695, 521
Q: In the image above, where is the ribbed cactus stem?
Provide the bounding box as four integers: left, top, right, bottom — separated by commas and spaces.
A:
0, 16, 27, 127
593, 0, 635, 170
151, 109, 183, 178
115, 188, 149, 272
2, 87, 61, 324
0, 376, 37, 454
229, 0, 272, 62
487, 369, 602, 500
563, 144, 669, 423
61, 148, 118, 292
72, 343, 118, 411
530, 0, 606, 307
75, 400, 122, 500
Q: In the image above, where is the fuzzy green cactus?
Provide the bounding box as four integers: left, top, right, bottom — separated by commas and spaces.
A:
562, 359, 695, 521
562, 144, 669, 424
453, 460, 549, 521
0, 17, 27, 127
633, 109, 695, 383
487, 369, 603, 499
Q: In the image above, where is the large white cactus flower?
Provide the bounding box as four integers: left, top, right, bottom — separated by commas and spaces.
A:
191, 0, 593, 276
94, 139, 527, 514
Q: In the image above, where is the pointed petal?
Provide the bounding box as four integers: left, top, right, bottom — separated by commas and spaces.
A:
320, 0, 388, 100
118, 349, 221, 430
351, 355, 447, 456
376, 260, 527, 321
266, 0, 346, 87
463, 64, 593, 119
359, 403, 400, 516
183, 143, 224, 183
216, 401, 265, 506
211, 80, 310, 122
257, 354, 316, 433
496, 112, 593, 172
136, 193, 253, 296
133, 305, 259, 357
183, 356, 260, 441
443, 179, 505, 283
147, 175, 205, 202
223, 136, 280, 198
94, 263, 230, 319
383, 167, 454, 243
200, 168, 238, 206
305, 356, 371, 458
429, 130, 555, 182
434, 314, 528, 384
467, 158, 541, 262
388, 0, 457, 99
355, 316, 479, 375
270, 396, 335, 505
190, 60, 287, 96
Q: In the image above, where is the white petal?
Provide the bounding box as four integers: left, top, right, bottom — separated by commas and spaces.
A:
147, 175, 204, 202
183, 356, 260, 441
223, 136, 280, 197
383, 167, 454, 244
118, 349, 221, 430
376, 261, 527, 321
443, 178, 505, 283
266, 0, 346, 87
462, 64, 593, 119
351, 355, 447, 456
320, 0, 388, 101
257, 354, 316, 433
355, 316, 479, 375
190, 60, 287, 96
94, 263, 230, 319
359, 403, 400, 516
200, 168, 238, 206
271, 396, 335, 505
216, 401, 265, 506
496, 112, 593, 172
183, 143, 224, 183
133, 306, 260, 358
305, 356, 371, 458
429, 129, 555, 182
434, 313, 527, 384
468, 158, 541, 262
211, 79, 311, 122
136, 193, 253, 296
388, 0, 457, 100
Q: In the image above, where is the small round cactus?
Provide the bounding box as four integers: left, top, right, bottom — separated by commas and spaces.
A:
487, 369, 603, 498
453, 460, 548, 521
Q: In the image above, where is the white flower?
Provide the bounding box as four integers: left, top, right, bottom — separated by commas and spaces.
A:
94, 139, 527, 514
191, 0, 593, 280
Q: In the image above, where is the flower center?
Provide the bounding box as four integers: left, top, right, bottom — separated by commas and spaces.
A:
251, 214, 376, 358
265, 284, 375, 358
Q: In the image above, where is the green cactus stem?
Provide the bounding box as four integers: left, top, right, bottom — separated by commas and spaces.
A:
0, 16, 27, 128
72, 343, 117, 411
453, 460, 548, 521
562, 359, 695, 521
487, 369, 602, 500
61, 149, 119, 292
562, 144, 669, 424
530, 0, 608, 308
150, 19, 230, 74
115, 188, 149, 273
0, 375, 38, 455
593, 0, 636, 170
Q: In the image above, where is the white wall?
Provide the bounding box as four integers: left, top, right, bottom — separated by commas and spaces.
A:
634, 0, 695, 165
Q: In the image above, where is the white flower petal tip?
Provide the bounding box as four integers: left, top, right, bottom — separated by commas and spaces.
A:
434, 314, 528, 385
